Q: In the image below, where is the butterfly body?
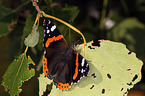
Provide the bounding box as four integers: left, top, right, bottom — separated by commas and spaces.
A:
42, 20, 89, 90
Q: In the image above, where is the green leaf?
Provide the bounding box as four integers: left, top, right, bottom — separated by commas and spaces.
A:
107, 18, 145, 58
52, 5, 79, 23
0, 5, 16, 37
61, 6, 79, 22
38, 74, 52, 96
24, 25, 39, 47
24, 16, 35, 37
2, 53, 35, 96
52, 6, 80, 43
0, 22, 10, 36
49, 40, 143, 96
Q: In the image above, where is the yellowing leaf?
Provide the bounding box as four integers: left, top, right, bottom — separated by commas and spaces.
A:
2, 53, 35, 96
38, 74, 52, 96
49, 40, 143, 96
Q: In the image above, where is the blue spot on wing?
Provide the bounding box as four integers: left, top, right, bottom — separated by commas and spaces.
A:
47, 74, 54, 80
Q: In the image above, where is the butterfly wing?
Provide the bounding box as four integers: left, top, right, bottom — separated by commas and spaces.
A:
72, 51, 89, 84
43, 20, 68, 79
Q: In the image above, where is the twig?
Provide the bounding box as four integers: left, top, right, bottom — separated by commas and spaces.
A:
31, 0, 41, 13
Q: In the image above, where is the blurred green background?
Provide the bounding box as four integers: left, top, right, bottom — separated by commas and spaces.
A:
0, 0, 145, 96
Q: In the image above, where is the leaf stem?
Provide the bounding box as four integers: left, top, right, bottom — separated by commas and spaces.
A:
24, 46, 29, 54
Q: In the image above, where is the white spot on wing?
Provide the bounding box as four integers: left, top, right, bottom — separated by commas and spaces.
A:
81, 69, 84, 73
81, 58, 85, 67
44, 50, 46, 54
48, 20, 51, 24
51, 25, 56, 32
47, 30, 50, 33
86, 64, 89, 67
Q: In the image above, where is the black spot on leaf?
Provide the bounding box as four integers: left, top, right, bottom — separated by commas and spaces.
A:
132, 74, 138, 82
28, 63, 35, 70
127, 68, 131, 71
88, 46, 95, 49
90, 85, 95, 89
121, 88, 123, 91
92, 41, 100, 47
107, 74, 111, 79
124, 91, 128, 95
102, 89, 105, 94
91, 73, 97, 78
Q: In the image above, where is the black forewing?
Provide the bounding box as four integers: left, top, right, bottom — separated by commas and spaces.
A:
43, 20, 68, 76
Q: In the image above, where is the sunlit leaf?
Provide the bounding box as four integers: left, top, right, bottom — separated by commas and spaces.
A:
49, 40, 143, 96
38, 74, 52, 96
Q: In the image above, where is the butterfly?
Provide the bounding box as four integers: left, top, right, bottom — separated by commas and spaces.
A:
42, 20, 89, 90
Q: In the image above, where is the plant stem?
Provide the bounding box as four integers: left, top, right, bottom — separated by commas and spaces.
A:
99, 0, 109, 30
120, 0, 129, 16
24, 46, 28, 54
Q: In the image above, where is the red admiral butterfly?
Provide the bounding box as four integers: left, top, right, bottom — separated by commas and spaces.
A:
42, 20, 89, 90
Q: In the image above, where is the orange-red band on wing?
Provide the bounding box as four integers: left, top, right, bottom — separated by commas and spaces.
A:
45, 35, 64, 48
73, 53, 79, 80
43, 55, 49, 76
55, 82, 71, 90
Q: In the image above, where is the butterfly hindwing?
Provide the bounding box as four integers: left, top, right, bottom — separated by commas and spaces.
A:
72, 52, 89, 84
